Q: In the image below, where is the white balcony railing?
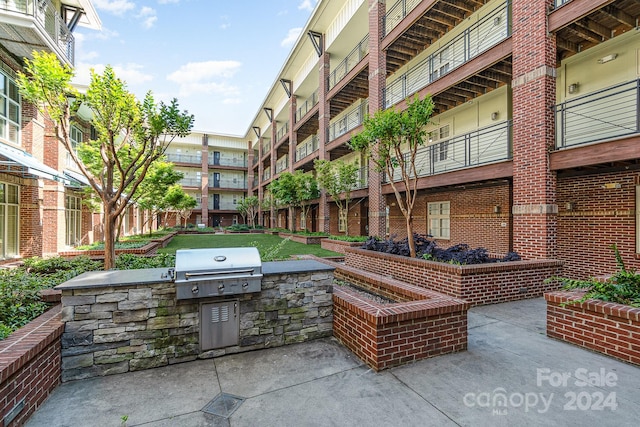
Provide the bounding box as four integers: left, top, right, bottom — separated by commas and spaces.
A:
166, 153, 201, 164
295, 134, 319, 162
329, 99, 368, 142
295, 90, 319, 122
384, 1, 511, 108
208, 156, 247, 167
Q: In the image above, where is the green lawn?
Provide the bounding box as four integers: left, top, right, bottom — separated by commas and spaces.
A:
157, 234, 340, 259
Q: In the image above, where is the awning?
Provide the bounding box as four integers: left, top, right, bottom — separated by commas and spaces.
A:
64, 169, 90, 188
0, 142, 69, 183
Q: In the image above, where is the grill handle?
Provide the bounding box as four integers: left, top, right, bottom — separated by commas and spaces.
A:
184, 268, 256, 279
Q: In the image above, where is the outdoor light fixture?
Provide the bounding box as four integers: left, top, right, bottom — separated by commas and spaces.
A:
491, 112, 499, 121
493, 205, 501, 214
568, 83, 579, 94
597, 53, 618, 64
565, 202, 575, 211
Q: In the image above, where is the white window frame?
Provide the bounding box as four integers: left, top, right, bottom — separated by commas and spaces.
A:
0, 182, 19, 258
66, 125, 83, 167
428, 201, 450, 239
65, 194, 82, 247
338, 208, 347, 233
636, 186, 640, 253
232, 215, 238, 225
0, 70, 21, 145
300, 211, 307, 230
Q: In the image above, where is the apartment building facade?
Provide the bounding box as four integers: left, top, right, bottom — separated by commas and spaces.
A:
0, 0, 105, 262
164, 131, 251, 228
244, 0, 640, 278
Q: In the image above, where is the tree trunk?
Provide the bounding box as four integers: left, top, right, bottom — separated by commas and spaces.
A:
103, 204, 118, 270
405, 213, 416, 258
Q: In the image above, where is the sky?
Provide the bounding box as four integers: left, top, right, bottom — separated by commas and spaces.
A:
73, 0, 319, 136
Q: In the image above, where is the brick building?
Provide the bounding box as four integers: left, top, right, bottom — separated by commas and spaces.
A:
238, 0, 640, 278
0, 0, 104, 262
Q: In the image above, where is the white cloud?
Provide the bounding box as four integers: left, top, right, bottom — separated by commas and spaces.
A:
93, 0, 135, 16
137, 7, 157, 29
223, 98, 242, 105
220, 15, 230, 30
158, 0, 179, 3
281, 27, 302, 47
166, 61, 242, 97
298, 0, 317, 11
73, 62, 154, 87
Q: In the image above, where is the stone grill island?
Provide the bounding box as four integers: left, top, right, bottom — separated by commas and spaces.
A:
56, 260, 334, 381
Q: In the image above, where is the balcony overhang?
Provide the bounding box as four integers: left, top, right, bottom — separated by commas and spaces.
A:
0, 142, 68, 183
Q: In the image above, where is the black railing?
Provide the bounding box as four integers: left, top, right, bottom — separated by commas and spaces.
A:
328, 35, 369, 90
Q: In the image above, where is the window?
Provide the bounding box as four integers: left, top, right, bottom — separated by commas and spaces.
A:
233, 195, 237, 205
65, 194, 82, 247
232, 215, 238, 225
637, 186, 640, 253
0, 182, 19, 258
66, 126, 83, 167
338, 208, 347, 233
428, 201, 450, 239
300, 212, 307, 230
0, 71, 21, 145
429, 124, 450, 162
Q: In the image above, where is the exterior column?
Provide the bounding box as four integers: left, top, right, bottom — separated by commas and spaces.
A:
201, 134, 209, 224
257, 136, 264, 226
367, 0, 387, 238
511, 0, 557, 259
247, 140, 254, 197
317, 36, 331, 234
270, 119, 277, 228
289, 96, 297, 171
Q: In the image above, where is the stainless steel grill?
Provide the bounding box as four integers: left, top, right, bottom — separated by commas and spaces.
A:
174, 247, 262, 300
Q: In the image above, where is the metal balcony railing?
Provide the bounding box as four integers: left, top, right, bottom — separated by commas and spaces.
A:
262, 141, 271, 156
554, 0, 571, 8
276, 155, 289, 174
329, 99, 368, 142
179, 177, 201, 187
166, 153, 201, 164
384, 1, 511, 108
263, 168, 271, 181
353, 166, 369, 190
328, 35, 369, 90
208, 156, 247, 167
1, 0, 75, 64
384, 121, 512, 182
295, 134, 319, 162
276, 121, 289, 141
208, 200, 238, 211
384, 0, 422, 36
555, 79, 640, 149
295, 90, 319, 122
209, 177, 247, 189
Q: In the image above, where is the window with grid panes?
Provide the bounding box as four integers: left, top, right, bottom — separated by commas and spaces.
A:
66, 126, 83, 167
0, 182, 19, 258
0, 71, 20, 145
428, 201, 450, 239
65, 194, 82, 247
338, 208, 347, 233
300, 211, 306, 230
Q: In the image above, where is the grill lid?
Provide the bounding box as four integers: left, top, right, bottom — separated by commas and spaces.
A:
174, 247, 262, 283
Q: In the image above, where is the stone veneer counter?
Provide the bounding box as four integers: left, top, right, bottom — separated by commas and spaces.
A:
56, 260, 334, 381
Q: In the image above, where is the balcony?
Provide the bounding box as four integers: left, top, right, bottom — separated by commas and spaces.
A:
208, 156, 247, 167
209, 176, 248, 189
295, 134, 319, 162
263, 168, 271, 181
384, 0, 422, 36
262, 140, 271, 156
276, 121, 289, 142
328, 35, 369, 90
329, 99, 368, 142
384, 1, 510, 108
0, 0, 75, 65
555, 79, 640, 150
166, 153, 201, 164
179, 177, 201, 187
554, 0, 570, 8
275, 154, 289, 174
385, 121, 512, 182
208, 199, 239, 211
353, 166, 369, 190
295, 90, 318, 122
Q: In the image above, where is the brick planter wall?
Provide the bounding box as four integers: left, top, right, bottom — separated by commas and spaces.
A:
344, 248, 563, 306
329, 261, 469, 371
0, 306, 64, 427
320, 239, 364, 255
545, 291, 640, 366
58, 240, 160, 258
278, 232, 328, 245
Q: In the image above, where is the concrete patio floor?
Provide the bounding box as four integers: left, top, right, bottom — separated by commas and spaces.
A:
26, 298, 640, 426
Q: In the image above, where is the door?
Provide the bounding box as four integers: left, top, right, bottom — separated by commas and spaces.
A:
213, 194, 220, 210
200, 300, 239, 350
213, 173, 221, 188
212, 215, 221, 226
213, 151, 221, 166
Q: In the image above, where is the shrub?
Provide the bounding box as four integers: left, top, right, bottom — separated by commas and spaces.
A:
329, 235, 369, 242
362, 234, 520, 265
226, 224, 250, 232
115, 253, 176, 269
548, 245, 640, 308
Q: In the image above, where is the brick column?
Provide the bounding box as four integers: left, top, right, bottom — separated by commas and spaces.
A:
317, 37, 331, 234
201, 134, 209, 223
289, 96, 297, 171
257, 136, 264, 226
367, 0, 387, 238
247, 140, 254, 197
511, 0, 557, 259
270, 120, 277, 228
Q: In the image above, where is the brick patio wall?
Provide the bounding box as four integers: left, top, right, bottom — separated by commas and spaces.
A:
0, 306, 64, 427
545, 291, 640, 366
344, 247, 563, 306
320, 239, 363, 255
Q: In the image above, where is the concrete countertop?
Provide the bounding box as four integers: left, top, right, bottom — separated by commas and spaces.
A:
262, 260, 335, 275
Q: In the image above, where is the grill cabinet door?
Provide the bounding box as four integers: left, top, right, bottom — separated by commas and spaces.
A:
200, 300, 239, 350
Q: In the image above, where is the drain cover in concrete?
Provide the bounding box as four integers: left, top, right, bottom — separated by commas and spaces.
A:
202, 393, 245, 418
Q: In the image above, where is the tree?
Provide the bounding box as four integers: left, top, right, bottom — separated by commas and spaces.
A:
164, 185, 197, 227
350, 95, 434, 257
268, 171, 319, 232
237, 196, 259, 228
314, 159, 359, 235
17, 51, 194, 269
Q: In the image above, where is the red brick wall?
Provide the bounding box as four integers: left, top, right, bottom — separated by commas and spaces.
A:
17, 178, 44, 258
345, 247, 563, 306
546, 291, 640, 365
0, 306, 64, 427
556, 171, 640, 278
320, 239, 362, 255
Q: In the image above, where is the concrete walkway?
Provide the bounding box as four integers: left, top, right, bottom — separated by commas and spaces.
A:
27, 298, 640, 426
